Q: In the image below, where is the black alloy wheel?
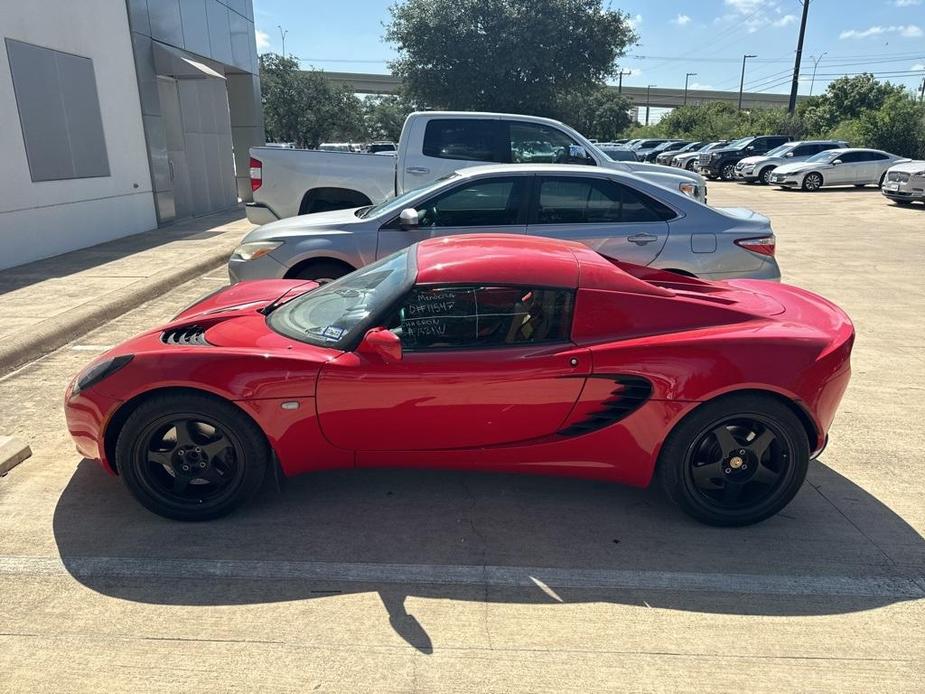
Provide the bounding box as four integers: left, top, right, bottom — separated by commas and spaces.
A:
659, 394, 809, 526
720, 163, 736, 181
116, 393, 268, 520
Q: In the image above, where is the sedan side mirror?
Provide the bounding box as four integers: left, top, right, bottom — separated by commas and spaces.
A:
399, 208, 419, 230
784, 152, 794, 158
357, 328, 402, 363
832, 159, 843, 166
746, 145, 755, 151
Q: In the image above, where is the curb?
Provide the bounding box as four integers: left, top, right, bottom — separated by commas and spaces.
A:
0, 246, 233, 376
0, 437, 32, 476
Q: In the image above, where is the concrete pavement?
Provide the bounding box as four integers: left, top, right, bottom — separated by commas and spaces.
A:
0, 183, 923, 692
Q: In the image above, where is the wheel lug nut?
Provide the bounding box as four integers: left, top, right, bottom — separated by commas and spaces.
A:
199, 462, 206, 468
182, 465, 189, 471
178, 450, 184, 456
724, 468, 731, 474
742, 464, 748, 470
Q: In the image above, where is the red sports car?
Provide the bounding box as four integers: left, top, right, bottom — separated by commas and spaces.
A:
65, 235, 853, 526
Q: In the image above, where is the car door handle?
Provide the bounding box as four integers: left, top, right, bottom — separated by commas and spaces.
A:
406, 167, 430, 175
628, 233, 658, 245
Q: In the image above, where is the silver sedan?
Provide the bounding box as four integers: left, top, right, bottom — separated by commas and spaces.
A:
229, 164, 781, 284
769, 148, 909, 191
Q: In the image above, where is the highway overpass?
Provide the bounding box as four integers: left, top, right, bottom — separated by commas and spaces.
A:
319, 71, 804, 110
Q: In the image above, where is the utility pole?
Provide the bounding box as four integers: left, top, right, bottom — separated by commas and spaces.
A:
738, 55, 756, 111
684, 72, 697, 106
645, 85, 655, 126
809, 53, 827, 96
617, 70, 631, 94
278, 25, 288, 57
788, 0, 811, 113
920, 77, 925, 102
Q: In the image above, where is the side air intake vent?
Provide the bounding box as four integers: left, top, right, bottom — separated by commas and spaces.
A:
558, 376, 652, 437
161, 325, 210, 346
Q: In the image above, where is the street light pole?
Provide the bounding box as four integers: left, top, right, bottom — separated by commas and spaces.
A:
278, 25, 288, 57
738, 54, 757, 111
809, 53, 827, 97
617, 70, 631, 94
684, 72, 697, 106
645, 85, 655, 126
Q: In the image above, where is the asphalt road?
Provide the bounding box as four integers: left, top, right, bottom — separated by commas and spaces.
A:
0, 183, 923, 692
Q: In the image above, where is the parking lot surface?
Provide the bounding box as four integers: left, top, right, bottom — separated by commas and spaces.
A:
0, 183, 923, 692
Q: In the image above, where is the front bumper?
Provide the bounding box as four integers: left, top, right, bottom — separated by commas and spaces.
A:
770, 173, 801, 188
228, 252, 290, 284
881, 179, 925, 202
734, 165, 758, 181
64, 383, 121, 474
695, 162, 721, 176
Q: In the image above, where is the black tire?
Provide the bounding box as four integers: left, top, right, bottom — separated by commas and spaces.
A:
878, 172, 887, 189
759, 167, 775, 185
289, 259, 353, 283
658, 393, 810, 526
801, 172, 823, 192
115, 393, 269, 521
720, 163, 736, 181
893, 200, 913, 206
685, 160, 696, 171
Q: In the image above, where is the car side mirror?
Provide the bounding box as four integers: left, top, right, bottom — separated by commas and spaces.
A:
399, 208, 419, 230
832, 159, 842, 166
568, 144, 594, 164
357, 327, 402, 363
746, 145, 755, 151
785, 152, 794, 158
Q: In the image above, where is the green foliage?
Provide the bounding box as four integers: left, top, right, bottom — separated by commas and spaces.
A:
259, 54, 367, 148
385, 0, 636, 115
553, 88, 634, 141
855, 93, 925, 159
362, 94, 418, 142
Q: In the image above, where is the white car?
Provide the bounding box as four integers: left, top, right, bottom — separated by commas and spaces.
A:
881, 161, 925, 206
769, 148, 909, 191
734, 140, 848, 185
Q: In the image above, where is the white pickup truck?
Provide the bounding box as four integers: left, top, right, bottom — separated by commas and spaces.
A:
246, 111, 707, 225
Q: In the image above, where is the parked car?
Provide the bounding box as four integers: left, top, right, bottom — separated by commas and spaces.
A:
734, 140, 849, 185
643, 140, 692, 163
769, 148, 909, 191
656, 142, 703, 166
881, 161, 925, 206
230, 164, 779, 283
632, 139, 675, 162
66, 234, 853, 525
367, 141, 397, 154
673, 141, 728, 171
697, 135, 790, 181
598, 145, 638, 162
246, 113, 707, 224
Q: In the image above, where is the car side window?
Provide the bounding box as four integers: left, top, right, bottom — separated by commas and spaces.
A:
867, 152, 889, 161
533, 177, 675, 225
839, 152, 864, 163
392, 285, 574, 350
414, 177, 524, 228
508, 122, 592, 165
422, 119, 504, 162
791, 145, 814, 157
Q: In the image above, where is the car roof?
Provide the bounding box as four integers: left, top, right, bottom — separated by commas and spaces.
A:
453, 163, 629, 177
414, 234, 673, 297
822, 147, 888, 154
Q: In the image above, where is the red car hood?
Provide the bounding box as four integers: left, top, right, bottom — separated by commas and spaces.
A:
175, 279, 319, 320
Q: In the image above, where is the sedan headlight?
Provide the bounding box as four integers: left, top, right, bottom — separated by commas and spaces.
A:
231, 241, 283, 261
678, 182, 698, 198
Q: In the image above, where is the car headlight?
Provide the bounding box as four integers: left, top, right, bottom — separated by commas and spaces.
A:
71, 355, 133, 396
678, 182, 698, 198
231, 241, 283, 261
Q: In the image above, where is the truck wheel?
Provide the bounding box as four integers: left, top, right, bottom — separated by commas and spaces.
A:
289, 259, 354, 283
720, 164, 736, 181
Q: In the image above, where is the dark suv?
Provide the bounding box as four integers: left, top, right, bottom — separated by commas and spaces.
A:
697, 135, 790, 181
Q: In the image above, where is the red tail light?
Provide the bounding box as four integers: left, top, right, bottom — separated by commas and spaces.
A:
735, 235, 775, 257
249, 157, 262, 192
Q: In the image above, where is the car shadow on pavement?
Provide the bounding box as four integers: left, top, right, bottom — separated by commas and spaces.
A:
53, 458, 925, 654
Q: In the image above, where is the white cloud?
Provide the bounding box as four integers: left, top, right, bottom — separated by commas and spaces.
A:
688, 82, 714, 90
718, 1, 795, 33
840, 24, 922, 38
255, 29, 271, 51
627, 14, 643, 30
673, 14, 692, 26
772, 14, 796, 27
892, 0, 921, 7
912, 63, 925, 70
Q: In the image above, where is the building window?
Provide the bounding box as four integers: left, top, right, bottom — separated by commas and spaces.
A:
5, 39, 110, 182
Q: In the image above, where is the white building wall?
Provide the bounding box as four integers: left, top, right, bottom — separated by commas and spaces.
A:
0, 0, 157, 270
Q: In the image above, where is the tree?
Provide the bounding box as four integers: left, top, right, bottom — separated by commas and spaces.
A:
855, 93, 925, 159
384, 0, 636, 115
362, 93, 419, 141
801, 74, 906, 135
553, 88, 633, 141
259, 54, 367, 147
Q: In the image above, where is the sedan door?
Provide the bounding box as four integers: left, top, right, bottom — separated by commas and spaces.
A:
827, 152, 861, 185
866, 152, 895, 185
316, 284, 590, 452
376, 175, 529, 259
525, 175, 670, 266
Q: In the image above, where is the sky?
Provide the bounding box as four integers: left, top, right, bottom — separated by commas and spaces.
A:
251, 0, 925, 98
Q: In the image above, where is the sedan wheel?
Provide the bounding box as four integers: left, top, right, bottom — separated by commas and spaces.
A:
659, 394, 809, 526
116, 393, 269, 520
720, 164, 736, 181
685, 160, 695, 171
801, 172, 823, 192
759, 167, 775, 185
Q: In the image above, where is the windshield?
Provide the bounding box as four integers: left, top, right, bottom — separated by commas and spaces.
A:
268, 250, 412, 347
806, 151, 841, 163
358, 174, 459, 219
765, 144, 793, 157
726, 137, 753, 150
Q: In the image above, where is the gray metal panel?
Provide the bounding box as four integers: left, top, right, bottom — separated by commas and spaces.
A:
154, 190, 177, 223
148, 0, 184, 48
126, 0, 151, 34
143, 115, 170, 192
5, 39, 73, 181
205, 0, 232, 64
56, 51, 110, 178
224, 0, 247, 19
131, 33, 160, 116
179, 0, 211, 57
228, 10, 251, 71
